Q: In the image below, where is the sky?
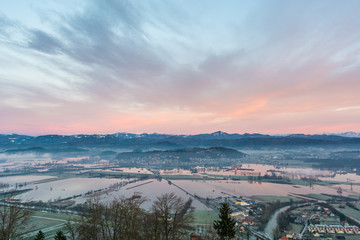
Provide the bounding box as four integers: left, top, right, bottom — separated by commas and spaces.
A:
1, 0, 360, 135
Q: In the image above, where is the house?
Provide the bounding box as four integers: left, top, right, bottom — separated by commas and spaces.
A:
316, 224, 326, 233
235, 201, 250, 206
190, 232, 201, 240
241, 218, 254, 225
326, 225, 335, 233
353, 226, 360, 234
334, 225, 344, 234
286, 233, 295, 238
308, 224, 317, 233
324, 208, 332, 215
230, 209, 249, 217
344, 226, 354, 234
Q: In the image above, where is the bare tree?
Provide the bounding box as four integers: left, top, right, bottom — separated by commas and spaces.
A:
100, 194, 147, 240
146, 193, 193, 240
71, 193, 193, 240
0, 194, 32, 240
76, 194, 147, 240
77, 198, 103, 240
64, 219, 78, 240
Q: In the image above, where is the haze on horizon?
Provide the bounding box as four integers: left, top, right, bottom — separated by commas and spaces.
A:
1, 0, 360, 135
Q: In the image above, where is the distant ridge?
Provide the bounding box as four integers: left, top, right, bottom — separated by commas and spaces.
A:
1, 131, 360, 148
329, 132, 360, 138
2, 131, 360, 139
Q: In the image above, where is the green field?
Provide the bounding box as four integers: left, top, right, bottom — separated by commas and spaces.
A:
192, 210, 218, 225
289, 223, 304, 233
348, 195, 360, 200
305, 194, 333, 201
341, 235, 360, 240
23, 215, 66, 239
163, 175, 220, 180
84, 171, 152, 179
332, 203, 360, 222
318, 215, 339, 225
251, 195, 300, 203
32, 211, 80, 221
21, 211, 80, 240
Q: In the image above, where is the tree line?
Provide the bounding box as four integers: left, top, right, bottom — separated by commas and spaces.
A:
1, 192, 193, 240
1, 193, 241, 240
60, 193, 194, 240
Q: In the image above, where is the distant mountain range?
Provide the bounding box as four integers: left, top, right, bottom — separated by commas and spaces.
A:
110, 131, 360, 139
329, 132, 360, 138
1, 131, 360, 148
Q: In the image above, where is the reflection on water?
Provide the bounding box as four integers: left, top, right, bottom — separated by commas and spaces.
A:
212, 163, 334, 178
207, 163, 359, 184
172, 180, 360, 198
1, 175, 358, 210
319, 173, 360, 183
17, 177, 128, 202
0, 163, 358, 210
81, 179, 210, 210
0, 175, 56, 185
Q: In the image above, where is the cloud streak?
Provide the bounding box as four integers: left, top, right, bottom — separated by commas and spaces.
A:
1, 0, 360, 134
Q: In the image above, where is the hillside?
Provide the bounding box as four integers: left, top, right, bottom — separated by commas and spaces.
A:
115, 147, 247, 168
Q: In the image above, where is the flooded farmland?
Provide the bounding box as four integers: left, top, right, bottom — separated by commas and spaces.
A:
0, 160, 359, 210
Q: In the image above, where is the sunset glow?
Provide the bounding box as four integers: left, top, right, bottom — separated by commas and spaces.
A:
1, 1, 360, 135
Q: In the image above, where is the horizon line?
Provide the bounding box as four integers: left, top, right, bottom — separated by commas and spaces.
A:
1, 130, 359, 137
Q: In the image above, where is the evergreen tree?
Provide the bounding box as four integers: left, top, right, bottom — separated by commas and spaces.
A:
213, 202, 236, 240
34, 230, 45, 240
54, 230, 66, 240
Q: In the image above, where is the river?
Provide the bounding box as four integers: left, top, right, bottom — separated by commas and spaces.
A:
264, 205, 291, 240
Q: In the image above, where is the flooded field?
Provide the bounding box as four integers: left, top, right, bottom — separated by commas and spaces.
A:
13, 175, 356, 210
0, 153, 53, 167
171, 180, 360, 198
0, 175, 56, 185
17, 177, 129, 202
0, 150, 359, 210
0, 175, 209, 210
206, 163, 335, 178
319, 172, 360, 183
82, 179, 209, 210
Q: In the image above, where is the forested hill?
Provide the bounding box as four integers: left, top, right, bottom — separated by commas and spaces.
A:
116, 147, 247, 161
115, 147, 247, 167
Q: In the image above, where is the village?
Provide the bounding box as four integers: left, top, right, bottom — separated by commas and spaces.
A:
189, 192, 360, 240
